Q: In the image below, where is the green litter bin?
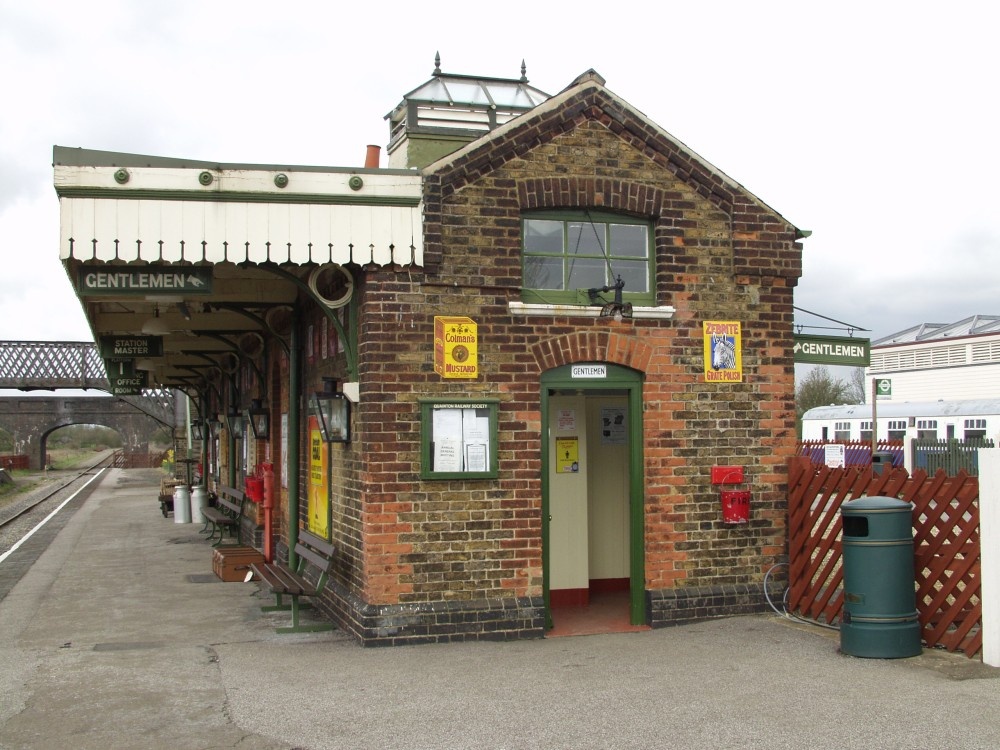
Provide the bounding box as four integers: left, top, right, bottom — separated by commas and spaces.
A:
840, 496, 922, 658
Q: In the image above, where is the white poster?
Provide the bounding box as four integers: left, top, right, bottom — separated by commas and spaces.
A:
434, 436, 463, 472
601, 407, 627, 445
824, 443, 846, 468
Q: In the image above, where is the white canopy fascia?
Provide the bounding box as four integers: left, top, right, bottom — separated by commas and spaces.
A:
56, 164, 424, 267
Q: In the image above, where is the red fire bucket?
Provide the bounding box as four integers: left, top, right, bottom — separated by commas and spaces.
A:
245, 476, 264, 503
720, 490, 750, 524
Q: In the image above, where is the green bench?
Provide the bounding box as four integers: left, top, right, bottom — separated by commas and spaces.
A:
200, 486, 246, 546
250, 530, 336, 633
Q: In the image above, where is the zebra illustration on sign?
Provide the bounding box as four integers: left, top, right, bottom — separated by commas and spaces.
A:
711, 334, 737, 371
703, 320, 742, 382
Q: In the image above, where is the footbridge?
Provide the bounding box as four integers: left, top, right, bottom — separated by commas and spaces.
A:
0, 341, 179, 469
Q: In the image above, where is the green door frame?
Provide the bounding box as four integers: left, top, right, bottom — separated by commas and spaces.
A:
540, 363, 646, 627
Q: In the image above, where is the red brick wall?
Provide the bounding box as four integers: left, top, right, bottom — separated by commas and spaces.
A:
316, 83, 801, 627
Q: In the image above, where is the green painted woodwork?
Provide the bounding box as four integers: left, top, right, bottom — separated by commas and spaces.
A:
287, 319, 301, 569
540, 363, 646, 627
55, 186, 420, 208
418, 399, 499, 480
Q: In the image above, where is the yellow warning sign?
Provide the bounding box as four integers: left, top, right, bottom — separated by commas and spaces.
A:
556, 437, 579, 473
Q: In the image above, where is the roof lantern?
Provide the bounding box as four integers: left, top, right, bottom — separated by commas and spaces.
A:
385, 52, 550, 169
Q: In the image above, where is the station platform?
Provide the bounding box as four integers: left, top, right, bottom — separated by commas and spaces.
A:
1, 468, 998, 750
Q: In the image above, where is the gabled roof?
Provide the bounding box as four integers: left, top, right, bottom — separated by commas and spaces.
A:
421, 69, 805, 239
873, 315, 1000, 345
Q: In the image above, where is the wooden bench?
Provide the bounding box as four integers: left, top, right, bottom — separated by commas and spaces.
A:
250, 530, 336, 633
200, 486, 246, 546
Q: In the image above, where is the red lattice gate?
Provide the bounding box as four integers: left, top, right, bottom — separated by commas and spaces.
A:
787, 457, 982, 658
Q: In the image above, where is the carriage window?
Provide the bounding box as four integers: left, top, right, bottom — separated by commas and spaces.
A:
887, 420, 906, 440
917, 419, 938, 440
834, 421, 851, 441
522, 212, 653, 306
964, 418, 987, 439
860, 421, 872, 442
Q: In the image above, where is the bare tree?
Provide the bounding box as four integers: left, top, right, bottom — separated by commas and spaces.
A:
796, 366, 854, 426
848, 367, 866, 404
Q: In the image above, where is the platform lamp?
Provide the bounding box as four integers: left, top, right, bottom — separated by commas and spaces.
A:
190, 418, 208, 441
225, 409, 244, 440
245, 399, 270, 441
209, 414, 224, 439
310, 378, 351, 443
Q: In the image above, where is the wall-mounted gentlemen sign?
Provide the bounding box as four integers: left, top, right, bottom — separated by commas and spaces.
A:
78, 266, 213, 295
99, 335, 163, 360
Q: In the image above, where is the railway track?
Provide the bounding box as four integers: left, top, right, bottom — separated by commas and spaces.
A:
0, 451, 115, 555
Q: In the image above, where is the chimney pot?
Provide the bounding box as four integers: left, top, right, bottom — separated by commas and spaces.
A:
365, 145, 381, 169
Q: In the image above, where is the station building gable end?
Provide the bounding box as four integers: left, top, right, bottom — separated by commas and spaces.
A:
324, 71, 803, 644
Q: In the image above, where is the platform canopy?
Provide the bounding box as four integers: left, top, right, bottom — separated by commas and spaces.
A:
54, 146, 423, 391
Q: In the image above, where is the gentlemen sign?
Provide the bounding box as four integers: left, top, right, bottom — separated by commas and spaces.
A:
78, 266, 213, 295
99, 335, 163, 360
792, 334, 870, 367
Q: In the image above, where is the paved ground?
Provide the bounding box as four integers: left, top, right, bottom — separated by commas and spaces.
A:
0, 468, 998, 750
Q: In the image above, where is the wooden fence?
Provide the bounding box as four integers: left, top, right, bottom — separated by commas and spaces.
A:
913, 438, 995, 476
0, 453, 30, 470
111, 450, 169, 469
796, 440, 904, 467
787, 456, 982, 658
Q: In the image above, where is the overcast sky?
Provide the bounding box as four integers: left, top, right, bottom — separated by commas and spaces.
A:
2, 1, 997, 351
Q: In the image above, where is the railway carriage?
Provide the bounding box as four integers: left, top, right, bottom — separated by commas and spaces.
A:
801, 398, 1000, 444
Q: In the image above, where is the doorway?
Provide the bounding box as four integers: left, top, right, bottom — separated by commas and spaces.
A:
541, 364, 646, 635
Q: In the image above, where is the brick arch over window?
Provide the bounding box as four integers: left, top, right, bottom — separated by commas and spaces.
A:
530, 331, 653, 373
517, 177, 668, 218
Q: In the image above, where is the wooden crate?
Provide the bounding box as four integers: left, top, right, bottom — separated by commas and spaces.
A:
212, 546, 264, 582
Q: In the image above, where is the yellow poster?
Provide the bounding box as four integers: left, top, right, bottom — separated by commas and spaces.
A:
307, 415, 329, 538
556, 437, 579, 473
703, 321, 743, 382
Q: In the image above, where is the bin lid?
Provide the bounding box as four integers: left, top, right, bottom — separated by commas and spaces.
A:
841, 495, 912, 514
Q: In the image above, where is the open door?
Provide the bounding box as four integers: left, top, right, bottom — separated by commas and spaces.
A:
541, 363, 645, 633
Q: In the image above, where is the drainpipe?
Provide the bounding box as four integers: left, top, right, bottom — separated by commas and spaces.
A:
287, 312, 301, 568
227, 378, 237, 488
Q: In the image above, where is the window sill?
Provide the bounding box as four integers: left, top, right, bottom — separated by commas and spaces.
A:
508, 302, 676, 320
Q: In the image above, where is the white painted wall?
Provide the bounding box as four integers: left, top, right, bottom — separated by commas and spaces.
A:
586, 397, 629, 580
549, 395, 589, 591
980, 448, 999, 667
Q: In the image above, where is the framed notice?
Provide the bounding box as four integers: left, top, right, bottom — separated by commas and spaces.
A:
420, 399, 498, 480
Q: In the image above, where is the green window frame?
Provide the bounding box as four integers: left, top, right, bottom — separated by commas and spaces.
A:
420, 399, 499, 480
521, 211, 654, 305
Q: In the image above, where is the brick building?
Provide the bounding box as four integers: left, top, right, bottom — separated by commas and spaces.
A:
57, 62, 805, 645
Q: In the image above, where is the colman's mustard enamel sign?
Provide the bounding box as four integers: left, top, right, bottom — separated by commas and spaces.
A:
434, 316, 478, 379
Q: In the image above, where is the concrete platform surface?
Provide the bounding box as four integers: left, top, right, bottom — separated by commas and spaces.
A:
1, 468, 998, 750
